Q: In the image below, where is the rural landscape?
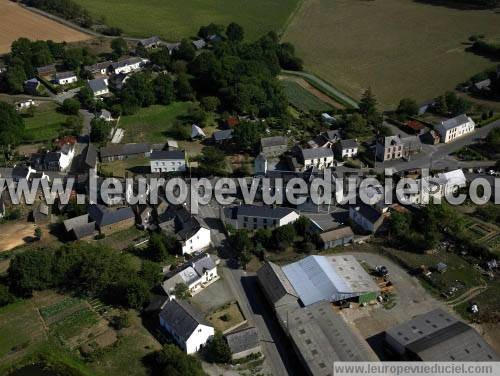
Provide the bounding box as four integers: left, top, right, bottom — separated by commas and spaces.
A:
0, 0, 500, 375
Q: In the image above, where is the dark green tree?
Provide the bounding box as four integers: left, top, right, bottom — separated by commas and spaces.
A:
153, 344, 205, 376
111, 37, 128, 57
204, 331, 232, 363
173, 39, 196, 62
153, 73, 175, 105
61, 98, 81, 115
226, 22, 244, 42
0, 102, 25, 146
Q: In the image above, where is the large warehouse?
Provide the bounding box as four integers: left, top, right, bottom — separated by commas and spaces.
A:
282, 255, 379, 306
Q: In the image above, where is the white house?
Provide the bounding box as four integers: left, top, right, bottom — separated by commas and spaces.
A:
111, 57, 146, 75
159, 298, 215, 354
54, 71, 77, 85
88, 77, 109, 97
16, 99, 35, 111
159, 206, 212, 255
300, 148, 335, 170
337, 139, 358, 159
161, 253, 218, 296
150, 150, 186, 173
437, 114, 475, 144
223, 204, 300, 230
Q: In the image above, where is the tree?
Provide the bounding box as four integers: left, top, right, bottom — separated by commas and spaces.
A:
200, 96, 220, 112
110, 311, 131, 330
344, 113, 371, 139
294, 216, 312, 235
153, 344, 205, 376
433, 95, 448, 115
232, 121, 265, 153
0, 285, 15, 307
8, 250, 54, 295
34, 227, 42, 240
153, 73, 175, 105
5, 63, 27, 93
226, 22, 244, 42
140, 260, 163, 288
197, 146, 227, 176
359, 88, 378, 117
111, 37, 128, 57
147, 232, 170, 262
175, 74, 195, 101
123, 277, 150, 309
150, 47, 171, 69
173, 39, 196, 62
396, 98, 418, 120
61, 98, 80, 115
204, 332, 232, 363
198, 23, 224, 39
173, 282, 191, 299
0, 102, 25, 146
90, 118, 111, 144
272, 224, 296, 250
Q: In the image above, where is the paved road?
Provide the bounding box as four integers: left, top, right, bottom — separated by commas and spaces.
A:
223, 265, 305, 376
376, 119, 500, 172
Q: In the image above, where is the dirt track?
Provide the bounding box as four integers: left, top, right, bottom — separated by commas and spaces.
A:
0, 0, 90, 54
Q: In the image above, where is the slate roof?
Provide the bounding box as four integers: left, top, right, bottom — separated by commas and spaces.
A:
301, 148, 334, 160
256, 261, 298, 305
236, 205, 297, 219
340, 139, 358, 150
55, 71, 76, 80
63, 214, 89, 232
225, 327, 260, 355
319, 226, 354, 243
192, 39, 206, 50
84, 144, 97, 169
159, 299, 211, 341
261, 136, 288, 148
88, 204, 135, 227
139, 36, 161, 47
84, 61, 112, 72
111, 57, 142, 69
150, 150, 185, 160
379, 135, 402, 148
350, 203, 382, 224
36, 64, 56, 75
88, 78, 108, 93
440, 114, 470, 131
73, 222, 96, 239
192, 254, 216, 275
100, 143, 151, 158
386, 309, 499, 361
474, 79, 491, 90
213, 129, 233, 141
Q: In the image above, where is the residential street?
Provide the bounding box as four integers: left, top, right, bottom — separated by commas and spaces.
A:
376, 119, 500, 172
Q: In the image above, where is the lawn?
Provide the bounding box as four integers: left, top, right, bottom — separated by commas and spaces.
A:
207, 301, 246, 333
75, 0, 300, 41
23, 103, 66, 142
283, 0, 500, 109
281, 79, 333, 112
119, 102, 193, 143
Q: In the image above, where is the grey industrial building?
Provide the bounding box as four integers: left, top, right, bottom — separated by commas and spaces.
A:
257, 259, 379, 376
385, 309, 499, 361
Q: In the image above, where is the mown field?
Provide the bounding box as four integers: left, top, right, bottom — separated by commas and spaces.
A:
75, 0, 300, 41
23, 103, 67, 142
282, 0, 500, 109
0, 0, 89, 54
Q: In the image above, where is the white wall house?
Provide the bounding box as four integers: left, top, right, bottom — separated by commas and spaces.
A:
59, 144, 75, 171
162, 254, 219, 296
180, 225, 211, 255
224, 205, 300, 230
437, 114, 475, 144
54, 72, 77, 85
349, 203, 384, 233
88, 78, 109, 97
111, 57, 146, 75
159, 299, 215, 354
338, 139, 358, 159
301, 148, 335, 170
150, 150, 186, 173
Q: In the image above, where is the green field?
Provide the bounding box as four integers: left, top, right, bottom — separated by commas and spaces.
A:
281, 79, 333, 112
23, 104, 66, 142
283, 0, 500, 109
119, 102, 193, 143
75, 0, 300, 41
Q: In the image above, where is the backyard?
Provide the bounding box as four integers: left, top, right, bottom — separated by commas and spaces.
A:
282, 0, 500, 109
75, 0, 300, 41
280, 79, 334, 112
23, 103, 67, 143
